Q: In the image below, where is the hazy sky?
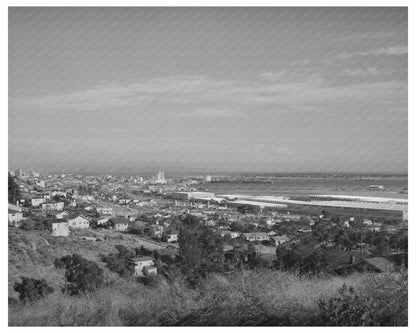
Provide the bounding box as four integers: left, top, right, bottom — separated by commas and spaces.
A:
9, 7, 407, 174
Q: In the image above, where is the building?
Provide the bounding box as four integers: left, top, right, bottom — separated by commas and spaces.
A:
68, 215, 90, 229
97, 217, 110, 226
220, 230, 240, 239
109, 217, 129, 231
41, 201, 65, 212
368, 185, 385, 191
31, 197, 46, 207
49, 211, 69, 220
286, 200, 405, 222
166, 232, 179, 243
129, 257, 157, 276
242, 232, 270, 242
51, 222, 70, 237
206, 175, 212, 182
35, 180, 46, 188
14, 168, 25, 178
96, 206, 113, 215
154, 171, 166, 184
272, 235, 290, 246
168, 191, 216, 201
8, 204, 23, 227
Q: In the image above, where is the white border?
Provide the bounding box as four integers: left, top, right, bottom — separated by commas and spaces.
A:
2, 2, 413, 332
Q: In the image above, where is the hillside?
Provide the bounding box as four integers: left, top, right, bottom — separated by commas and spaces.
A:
8, 228, 407, 326
8, 227, 173, 297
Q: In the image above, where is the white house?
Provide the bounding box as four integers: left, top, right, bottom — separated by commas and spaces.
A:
130, 256, 157, 276
68, 215, 90, 229
97, 217, 110, 226
166, 232, 178, 243
272, 235, 290, 246
53, 211, 69, 220
31, 197, 46, 207
110, 217, 129, 231
35, 180, 46, 188
242, 232, 270, 242
220, 230, 240, 239
41, 201, 64, 212
51, 222, 70, 237
96, 206, 113, 215
8, 204, 23, 227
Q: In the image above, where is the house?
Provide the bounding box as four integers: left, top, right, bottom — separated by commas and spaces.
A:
220, 230, 240, 239
242, 232, 270, 242
51, 222, 70, 237
96, 206, 113, 215
109, 217, 129, 231
68, 215, 90, 229
272, 235, 290, 246
97, 217, 111, 226
335, 255, 404, 274
166, 231, 179, 243
49, 210, 69, 220
152, 224, 164, 237
41, 201, 64, 212
129, 256, 157, 276
8, 204, 23, 227
31, 197, 46, 207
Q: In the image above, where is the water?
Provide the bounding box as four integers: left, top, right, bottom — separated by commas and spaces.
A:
199, 177, 408, 199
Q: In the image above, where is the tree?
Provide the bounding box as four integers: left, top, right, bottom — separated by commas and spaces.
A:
8, 173, 21, 204
54, 254, 104, 295
101, 245, 135, 277
13, 277, 53, 303
178, 215, 224, 286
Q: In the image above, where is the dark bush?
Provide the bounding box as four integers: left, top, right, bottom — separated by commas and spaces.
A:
318, 275, 408, 326
101, 245, 135, 277
54, 254, 104, 295
13, 277, 53, 303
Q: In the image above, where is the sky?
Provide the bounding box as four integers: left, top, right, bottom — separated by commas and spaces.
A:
9, 7, 408, 174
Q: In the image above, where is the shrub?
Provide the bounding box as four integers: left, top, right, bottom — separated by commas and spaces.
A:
318, 274, 408, 326
54, 254, 104, 295
13, 277, 53, 303
20, 219, 35, 231
101, 245, 135, 277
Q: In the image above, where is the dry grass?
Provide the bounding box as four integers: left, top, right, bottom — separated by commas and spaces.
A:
8, 268, 374, 326
8, 228, 407, 326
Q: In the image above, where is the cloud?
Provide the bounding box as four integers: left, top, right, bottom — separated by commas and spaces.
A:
338, 46, 407, 59
10, 74, 407, 119
340, 66, 380, 77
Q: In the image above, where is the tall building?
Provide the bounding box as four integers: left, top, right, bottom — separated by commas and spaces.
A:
155, 171, 166, 184
14, 168, 24, 178
206, 175, 212, 182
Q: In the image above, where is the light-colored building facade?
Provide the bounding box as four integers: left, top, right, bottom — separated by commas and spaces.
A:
41, 201, 65, 212
130, 257, 157, 276
68, 215, 90, 229
51, 222, 70, 236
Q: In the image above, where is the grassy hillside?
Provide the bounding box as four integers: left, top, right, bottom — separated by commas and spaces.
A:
8, 228, 169, 297
8, 228, 407, 326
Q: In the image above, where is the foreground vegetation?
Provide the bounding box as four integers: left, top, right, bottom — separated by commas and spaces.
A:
8, 214, 407, 326
9, 269, 407, 326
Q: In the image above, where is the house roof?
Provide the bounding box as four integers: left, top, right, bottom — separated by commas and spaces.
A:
364, 257, 397, 273
129, 256, 153, 262
110, 217, 129, 224
272, 235, 290, 241
243, 232, 269, 237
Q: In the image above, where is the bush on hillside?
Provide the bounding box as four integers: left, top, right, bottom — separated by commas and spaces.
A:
54, 254, 104, 295
101, 245, 135, 277
13, 277, 53, 303
318, 274, 408, 326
